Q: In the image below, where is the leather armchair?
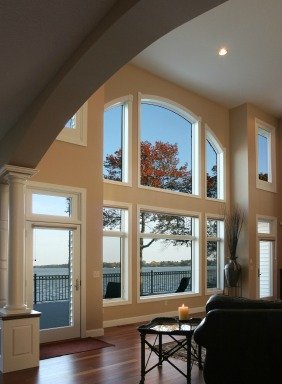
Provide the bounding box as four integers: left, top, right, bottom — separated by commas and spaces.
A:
194, 295, 282, 384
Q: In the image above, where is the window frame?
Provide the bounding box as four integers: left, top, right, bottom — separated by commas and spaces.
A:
103, 95, 133, 186
255, 118, 276, 192
57, 102, 88, 146
137, 204, 200, 303
205, 214, 225, 294
205, 126, 225, 201
26, 183, 82, 224
103, 201, 132, 307
138, 93, 201, 198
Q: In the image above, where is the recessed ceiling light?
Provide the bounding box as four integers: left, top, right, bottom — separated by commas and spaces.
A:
218, 47, 228, 56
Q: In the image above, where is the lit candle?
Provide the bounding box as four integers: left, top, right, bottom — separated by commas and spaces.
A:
178, 304, 189, 321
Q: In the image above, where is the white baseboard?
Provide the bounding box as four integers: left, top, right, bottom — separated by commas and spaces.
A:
103, 306, 205, 328
85, 328, 104, 337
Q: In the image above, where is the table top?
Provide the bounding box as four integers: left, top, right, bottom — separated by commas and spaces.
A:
138, 316, 202, 335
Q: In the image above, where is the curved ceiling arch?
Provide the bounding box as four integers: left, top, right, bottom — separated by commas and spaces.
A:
0, 0, 226, 168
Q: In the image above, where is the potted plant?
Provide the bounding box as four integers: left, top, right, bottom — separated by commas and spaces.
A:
224, 206, 245, 287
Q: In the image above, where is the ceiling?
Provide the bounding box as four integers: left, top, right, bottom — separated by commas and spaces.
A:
132, 0, 282, 118
0, 0, 117, 138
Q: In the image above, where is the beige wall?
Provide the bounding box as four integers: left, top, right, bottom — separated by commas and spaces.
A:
31, 63, 280, 332
230, 103, 279, 298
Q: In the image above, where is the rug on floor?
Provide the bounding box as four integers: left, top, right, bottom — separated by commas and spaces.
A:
40, 337, 114, 360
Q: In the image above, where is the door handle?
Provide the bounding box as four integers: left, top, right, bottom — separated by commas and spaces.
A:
258, 269, 261, 277
75, 278, 80, 291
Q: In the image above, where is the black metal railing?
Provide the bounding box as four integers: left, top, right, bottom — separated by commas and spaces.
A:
140, 270, 191, 295
33, 267, 218, 303
33, 274, 70, 304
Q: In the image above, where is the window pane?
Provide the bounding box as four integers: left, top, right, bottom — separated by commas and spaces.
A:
258, 131, 269, 181
207, 241, 218, 289
206, 140, 218, 198
140, 102, 192, 194
103, 105, 123, 181
33, 228, 72, 329
140, 238, 191, 296
258, 221, 271, 234
103, 237, 121, 299
32, 194, 71, 217
259, 241, 273, 298
140, 211, 192, 236
65, 115, 76, 129
103, 208, 122, 231
207, 219, 218, 237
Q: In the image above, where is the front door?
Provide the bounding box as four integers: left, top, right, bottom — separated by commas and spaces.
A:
26, 224, 81, 343
258, 240, 274, 299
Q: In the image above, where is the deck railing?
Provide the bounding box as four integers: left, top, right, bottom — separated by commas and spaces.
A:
33, 274, 70, 304
33, 267, 218, 303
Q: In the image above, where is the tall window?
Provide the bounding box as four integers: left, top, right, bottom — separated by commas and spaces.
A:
257, 218, 276, 299
139, 208, 199, 298
206, 129, 224, 200
256, 119, 276, 192
57, 102, 87, 146
103, 205, 129, 302
206, 218, 224, 291
140, 98, 199, 195
103, 97, 131, 184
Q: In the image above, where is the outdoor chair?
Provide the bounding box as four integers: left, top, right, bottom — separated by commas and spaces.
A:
175, 276, 190, 293
104, 281, 121, 299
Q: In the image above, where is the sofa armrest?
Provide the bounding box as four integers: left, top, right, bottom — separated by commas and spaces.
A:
194, 309, 282, 384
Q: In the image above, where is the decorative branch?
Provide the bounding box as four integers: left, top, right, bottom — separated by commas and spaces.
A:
224, 206, 245, 260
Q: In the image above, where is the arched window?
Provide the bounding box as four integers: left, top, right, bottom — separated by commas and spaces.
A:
206, 129, 224, 200
139, 96, 199, 195
103, 96, 132, 184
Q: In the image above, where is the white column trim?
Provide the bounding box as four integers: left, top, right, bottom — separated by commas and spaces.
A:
0, 165, 37, 315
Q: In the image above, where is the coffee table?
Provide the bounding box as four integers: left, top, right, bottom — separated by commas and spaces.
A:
137, 317, 202, 384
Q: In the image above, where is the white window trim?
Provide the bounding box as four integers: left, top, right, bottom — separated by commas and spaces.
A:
103, 201, 132, 307
25, 180, 87, 338
205, 126, 225, 201
137, 204, 201, 303
256, 215, 277, 299
255, 118, 276, 192
205, 214, 225, 295
26, 181, 83, 224
57, 102, 88, 146
138, 93, 201, 198
103, 95, 133, 186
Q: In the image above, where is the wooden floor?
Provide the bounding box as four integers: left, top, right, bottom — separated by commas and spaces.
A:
0, 323, 205, 384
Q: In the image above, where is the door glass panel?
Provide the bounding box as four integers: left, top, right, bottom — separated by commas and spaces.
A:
33, 228, 73, 330
259, 240, 273, 298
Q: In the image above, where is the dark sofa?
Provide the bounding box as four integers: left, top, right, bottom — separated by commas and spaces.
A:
194, 294, 282, 384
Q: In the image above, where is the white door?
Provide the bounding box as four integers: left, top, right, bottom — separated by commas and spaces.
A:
26, 223, 81, 343
258, 240, 274, 299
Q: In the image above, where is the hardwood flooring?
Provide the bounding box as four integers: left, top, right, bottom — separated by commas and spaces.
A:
0, 323, 205, 384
